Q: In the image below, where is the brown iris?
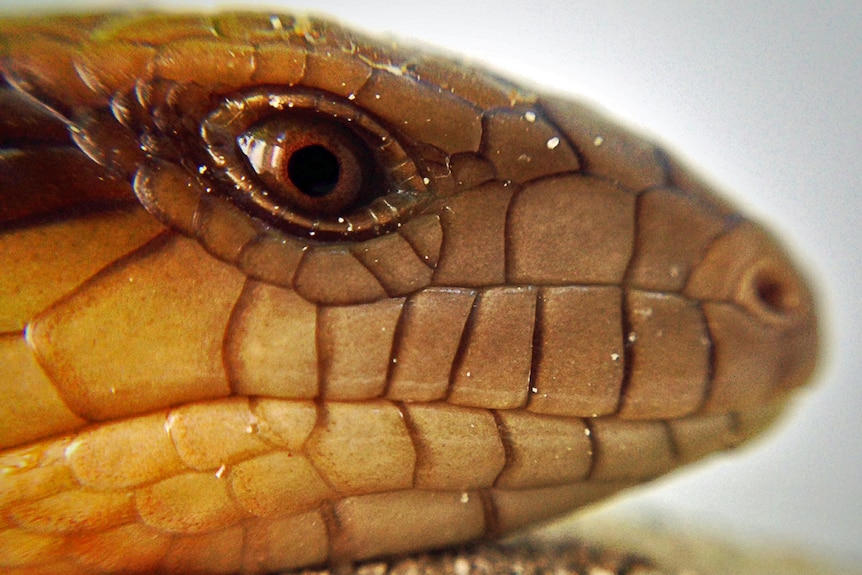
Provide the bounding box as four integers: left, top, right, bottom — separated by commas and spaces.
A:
236, 114, 371, 217
201, 89, 428, 241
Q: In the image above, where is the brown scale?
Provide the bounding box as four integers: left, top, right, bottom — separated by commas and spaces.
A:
0, 12, 818, 575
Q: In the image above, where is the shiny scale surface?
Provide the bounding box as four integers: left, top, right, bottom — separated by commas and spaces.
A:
0, 12, 818, 574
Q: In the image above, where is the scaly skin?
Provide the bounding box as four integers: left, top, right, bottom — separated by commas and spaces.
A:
0, 13, 818, 575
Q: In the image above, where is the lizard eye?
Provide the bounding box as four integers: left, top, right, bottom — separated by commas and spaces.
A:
236, 113, 373, 217
202, 90, 428, 241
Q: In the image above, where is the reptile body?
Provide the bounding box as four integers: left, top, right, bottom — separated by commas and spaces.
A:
0, 13, 818, 574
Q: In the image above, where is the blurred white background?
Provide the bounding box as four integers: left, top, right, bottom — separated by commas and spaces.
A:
5, 0, 861, 565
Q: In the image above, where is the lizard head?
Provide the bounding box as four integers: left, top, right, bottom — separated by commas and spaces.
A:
0, 12, 819, 571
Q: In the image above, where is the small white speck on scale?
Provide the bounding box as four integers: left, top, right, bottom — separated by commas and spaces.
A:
634, 307, 653, 318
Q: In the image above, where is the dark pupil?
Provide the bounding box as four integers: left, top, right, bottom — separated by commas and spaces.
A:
287, 145, 341, 197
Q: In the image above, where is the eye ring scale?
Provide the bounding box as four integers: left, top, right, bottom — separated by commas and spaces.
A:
201, 89, 429, 241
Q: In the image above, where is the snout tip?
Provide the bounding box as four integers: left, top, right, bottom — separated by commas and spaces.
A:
685, 221, 819, 411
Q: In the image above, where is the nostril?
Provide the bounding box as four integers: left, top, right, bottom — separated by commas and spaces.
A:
755, 276, 789, 312
750, 265, 801, 317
